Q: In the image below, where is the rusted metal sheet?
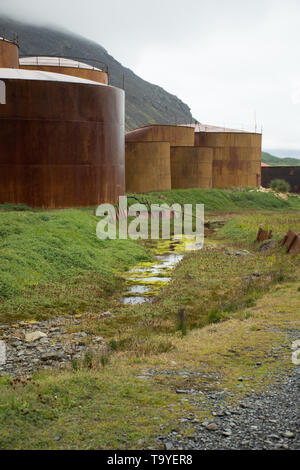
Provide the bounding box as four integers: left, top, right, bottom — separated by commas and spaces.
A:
170, 147, 213, 189
256, 227, 273, 242
125, 142, 171, 193
262, 167, 300, 193
195, 131, 262, 189
0, 38, 19, 68
126, 125, 195, 147
0, 70, 125, 208
281, 230, 300, 255
20, 57, 108, 85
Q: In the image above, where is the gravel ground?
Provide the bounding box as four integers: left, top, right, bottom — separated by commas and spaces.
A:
0, 313, 111, 376
162, 368, 300, 450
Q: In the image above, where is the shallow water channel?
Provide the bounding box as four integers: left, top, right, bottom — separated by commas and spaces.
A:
122, 237, 202, 305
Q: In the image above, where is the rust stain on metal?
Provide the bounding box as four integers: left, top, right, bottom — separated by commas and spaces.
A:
170, 146, 213, 189
256, 227, 273, 242
262, 166, 300, 193
0, 71, 125, 208
20, 59, 108, 85
125, 141, 171, 193
0, 38, 19, 68
126, 125, 195, 147
195, 131, 262, 189
281, 230, 300, 255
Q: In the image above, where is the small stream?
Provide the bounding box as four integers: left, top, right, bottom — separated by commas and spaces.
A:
121, 237, 202, 305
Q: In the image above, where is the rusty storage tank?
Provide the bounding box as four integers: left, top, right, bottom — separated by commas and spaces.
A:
125, 142, 171, 193
0, 37, 19, 68
262, 166, 300, 193
170, 147, 213, 189
19, 56, 108, 84
195, 131, 262, 188
126, 125, 195, 147
0, 68, 125, 208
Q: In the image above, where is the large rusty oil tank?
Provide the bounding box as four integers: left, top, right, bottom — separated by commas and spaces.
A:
126, 125, 195, 147
125, 142, 171, 193
0, 68, 125, 208
0, 37, 19, 68
170, 147, 213, 189
19, 56, 108, 84
195, 131, 262, 188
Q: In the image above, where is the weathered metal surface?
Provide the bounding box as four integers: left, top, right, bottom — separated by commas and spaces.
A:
125, 142, 171, 193
20, 56, 108, 84
126, 125, 195, 147
195, 132, 262, 189
170, 147, 213, 189
262, 167, 300, 193
0, 38, 19, 68
256, 227, 273, 242
281, 230, 300, 255
0, 68, 103, 83
0, 71, 125, 208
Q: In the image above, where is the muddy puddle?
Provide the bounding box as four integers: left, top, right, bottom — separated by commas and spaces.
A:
121, 237, 202, 305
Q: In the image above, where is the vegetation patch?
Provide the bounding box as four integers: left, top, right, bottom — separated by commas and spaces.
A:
0, 209, 152, 322
128, 188, 300, 212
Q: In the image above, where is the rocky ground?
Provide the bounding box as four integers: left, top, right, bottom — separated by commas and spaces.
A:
0, 313, 111, 376
161, 368, 300, 450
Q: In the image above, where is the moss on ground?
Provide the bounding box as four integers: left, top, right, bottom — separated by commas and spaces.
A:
0, 208, 152, 322
0, 194, 299, 449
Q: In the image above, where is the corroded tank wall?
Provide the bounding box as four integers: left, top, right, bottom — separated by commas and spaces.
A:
262, 166, 300, 193
170, 147, 213, 189
20, 64, 108, 84
125, 142, 171, 193
126, 125, 195, 147
0, 70, 125, 208
195, 132, 262, 188
0, 39, 19, 68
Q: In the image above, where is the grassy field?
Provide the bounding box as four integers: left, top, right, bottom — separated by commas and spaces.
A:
217, 212, 300, 245
128, 187, 300, 211
0, 216, 299, 448
0, 209, 152, 322
0, 191, 299, 449
0, 188, 299, 323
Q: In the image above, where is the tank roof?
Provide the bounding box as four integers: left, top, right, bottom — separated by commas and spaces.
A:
182, 123, 262, 135
0, 67, 107, 86
19, 56, 104, 72
0, 36, 18, 46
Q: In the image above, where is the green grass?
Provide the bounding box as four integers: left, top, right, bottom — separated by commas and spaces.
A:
217, 213, 300, 246
1, 204, 300, 449
1, 189, 300, 323
1, 227, 299, 449
0, 208, 152, 322
127, 188, 300, 211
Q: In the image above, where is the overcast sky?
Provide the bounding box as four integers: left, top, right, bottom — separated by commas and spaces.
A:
1, 0, 300, 154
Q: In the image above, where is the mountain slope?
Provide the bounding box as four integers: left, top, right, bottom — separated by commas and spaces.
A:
0, 16, 195, 130
262, 152, 300, 167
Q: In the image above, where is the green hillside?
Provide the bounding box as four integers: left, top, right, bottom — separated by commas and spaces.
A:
262, 151, 300, 166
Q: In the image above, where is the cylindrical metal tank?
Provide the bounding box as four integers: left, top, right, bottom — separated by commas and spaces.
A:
19, 57, 108, 84
126, 125, 195, 147
194, 132, 262, 188
125, 142, 171, 193
170, 147, 213, 189
262, 166, 300, 193
0, 38, 19, 68
0, 69, 125, 208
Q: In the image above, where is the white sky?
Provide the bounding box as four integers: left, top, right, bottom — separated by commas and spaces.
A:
1, 0, 300, 152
